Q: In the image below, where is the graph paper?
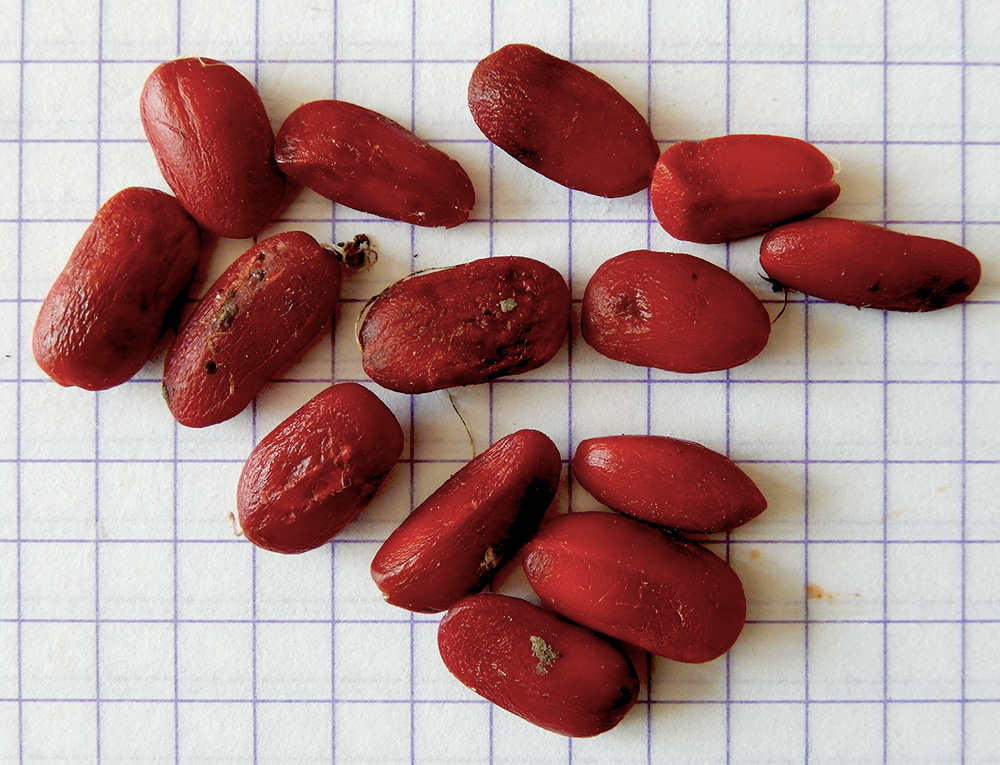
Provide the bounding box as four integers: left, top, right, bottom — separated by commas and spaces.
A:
3, 0, 999, 762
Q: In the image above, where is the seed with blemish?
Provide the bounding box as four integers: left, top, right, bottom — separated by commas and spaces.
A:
358, 256, 570, 393
437, 593, 640, 737
369, 429, 561, 612
161, 230, 343, 428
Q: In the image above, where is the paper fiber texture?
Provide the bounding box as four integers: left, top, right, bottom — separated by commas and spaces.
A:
3, 0, 999, 762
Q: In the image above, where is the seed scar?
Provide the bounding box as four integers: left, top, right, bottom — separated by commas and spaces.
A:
530, 635, 560, 675
478, 545, 502, 575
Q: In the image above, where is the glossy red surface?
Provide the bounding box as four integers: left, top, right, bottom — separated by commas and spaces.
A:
573, 435, 767, 534
275, 99, 475, 228
141, 57, 286, 238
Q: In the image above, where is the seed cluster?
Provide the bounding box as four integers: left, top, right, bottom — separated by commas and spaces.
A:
33, 43, 983, 739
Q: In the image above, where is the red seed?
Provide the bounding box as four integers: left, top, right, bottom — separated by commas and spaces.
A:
371, 429, 561, 613
573, 435, 767, 534
162, 231, 342, 428
275, 99, 475, 228
522, 511, 746, 663
141, 57, 286, 239
237, 383, 403, 554
33, 187, 202, 391
438, 593, 639, 737
760, 217, 982, 312
651, 134, 840, 244
468, 43, 659, 197
359, 256, 571, 393
581, 250, 770, 373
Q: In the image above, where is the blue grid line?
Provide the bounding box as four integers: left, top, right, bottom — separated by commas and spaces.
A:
93, 1, 104, 759
14, 215, 1000, 231
9, 453, 1000, 471
172, 7, 183, 763
7, 376, 1000, 388
407, 6, 418, 763
959, 2, 970, 760
5, 615, 1000, 628
9, 136, 1000, 147
8, 56, 1000, 67
6, 537, 1000, 547
802, 1, 813, 759
11, 214, 1000, 227
486, 2, 497, 759
723, 2, 735, 763
644, 1, 655, 761
880, 3, 891, 760
10, 611, 1000, 623
6, 695, 1000, 706
565, 5, 576, 763
329, 3, 339, 762
250, 5, 262, 764
15, 1, 25, 761
7, 695, 998, 707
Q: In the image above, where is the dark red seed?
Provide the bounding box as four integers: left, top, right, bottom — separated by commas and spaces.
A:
760, 217, 981, 311
522, 511, 747, 663
275, 99, 475, 228
581, 250, 770, 373
33, 187, 202, 391
359, 256, 571, 393
438, 593, 639, 737
162, 231, 342, 428
573, 435, 767, 534
371, 429, 561, 613
141, 57, 286, 239
651, 134, 840, 244
238, 383, 403, 554
468, 43, 659, 197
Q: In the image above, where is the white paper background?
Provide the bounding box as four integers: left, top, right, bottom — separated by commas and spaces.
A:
2, 0, 1000, 763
